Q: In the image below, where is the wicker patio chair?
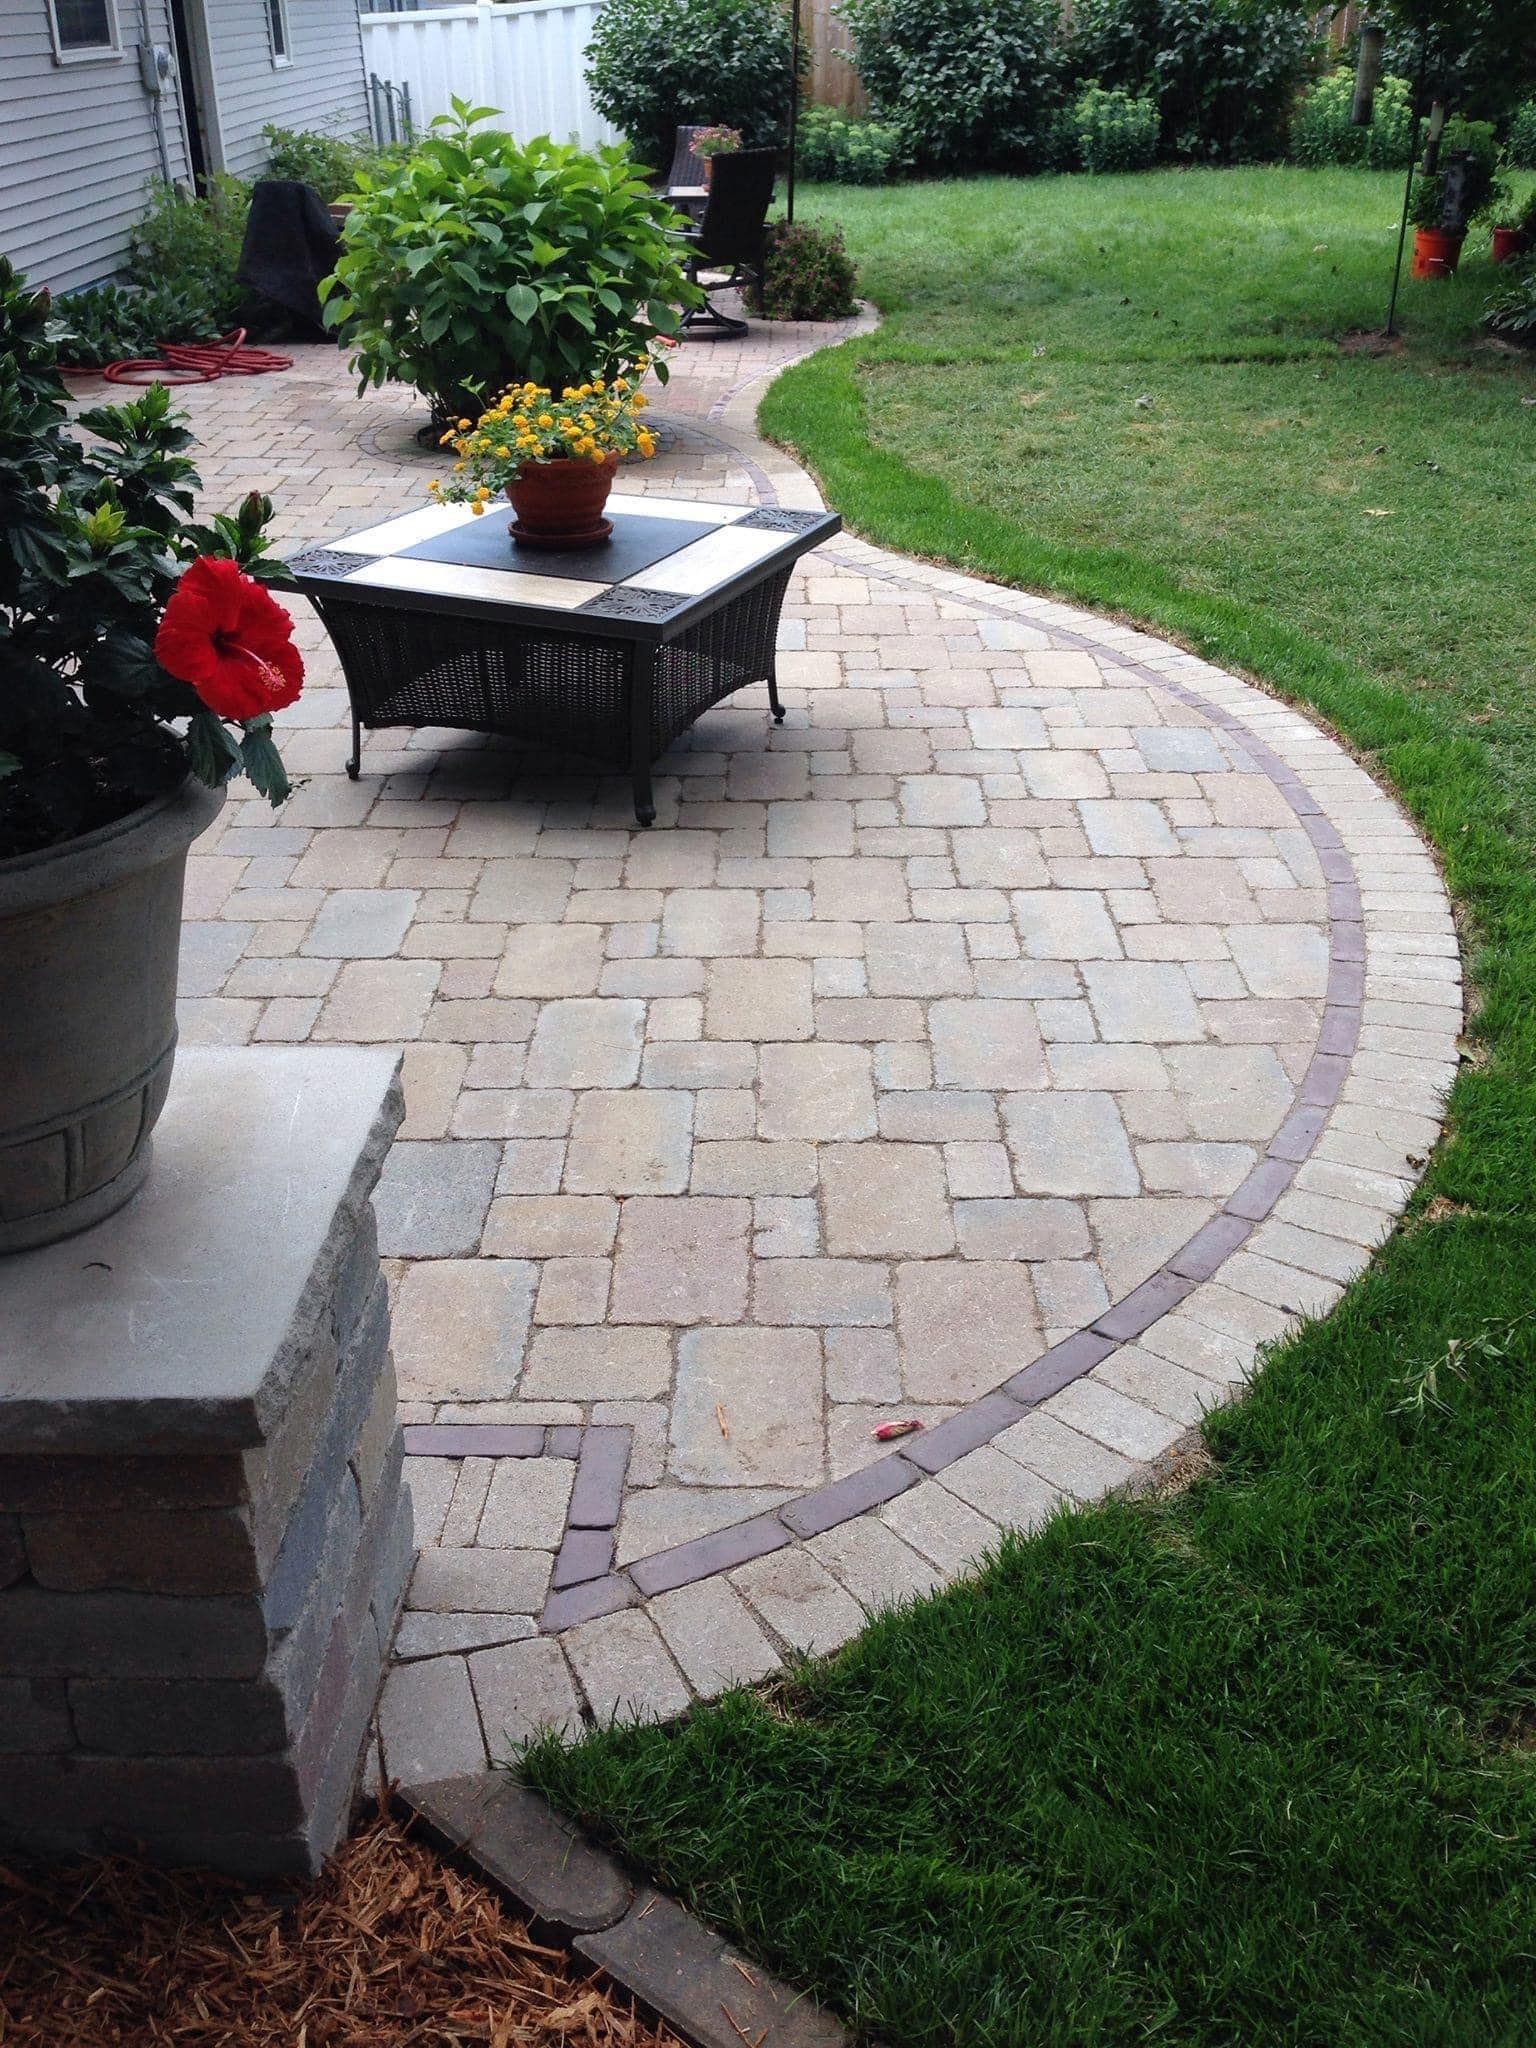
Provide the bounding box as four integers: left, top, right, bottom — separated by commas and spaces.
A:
678, 149, 776, 340
664, 125, 708, 215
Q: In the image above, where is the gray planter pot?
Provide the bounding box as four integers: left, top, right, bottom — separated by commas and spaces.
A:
0, 776, 224, 1253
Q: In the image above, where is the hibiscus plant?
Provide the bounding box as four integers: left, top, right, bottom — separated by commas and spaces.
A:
0, 259, 303, 861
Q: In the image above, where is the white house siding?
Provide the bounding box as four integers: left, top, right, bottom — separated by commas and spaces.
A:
205, 0, 370, 177
0, 0, 192, 293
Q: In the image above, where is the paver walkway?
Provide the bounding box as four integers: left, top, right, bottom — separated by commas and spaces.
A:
132, 308, 1461, 1785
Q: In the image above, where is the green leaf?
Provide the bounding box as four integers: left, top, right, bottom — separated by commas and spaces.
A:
185, 711, 242, 790
238, 717, 291, 807
504, 283, 540, 323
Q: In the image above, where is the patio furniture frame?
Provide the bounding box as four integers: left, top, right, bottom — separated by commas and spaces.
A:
289, 506, 840, 826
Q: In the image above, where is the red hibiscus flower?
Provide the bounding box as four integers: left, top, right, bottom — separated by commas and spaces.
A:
155, 556, 304, 721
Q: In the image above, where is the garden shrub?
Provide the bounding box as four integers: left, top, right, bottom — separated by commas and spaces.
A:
841, 0, 1067, 173
262, 123, 399, 204
1485, 257, 1536, 338
584, 0, 798, 169
794, 105, 905, 183
746, 221, 858, 319
1509, 97, 1536, 167
53, 281, 221, 368
126, 174, 250, 329
1290, 67, 1416, 167
1066, 0, 1317, 162
321, 102, 695, 423
1072, 85, 1159, 172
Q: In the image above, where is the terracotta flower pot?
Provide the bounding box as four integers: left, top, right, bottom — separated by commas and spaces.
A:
1492, 226, 1531, 265
506, 454, 619, 548
1412, 227, 1466, 279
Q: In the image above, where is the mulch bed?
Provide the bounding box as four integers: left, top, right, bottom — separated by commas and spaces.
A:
0, 1805, 685, 2048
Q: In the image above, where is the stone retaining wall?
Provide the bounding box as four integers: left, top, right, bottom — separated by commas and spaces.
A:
0, 1048, 409, 1877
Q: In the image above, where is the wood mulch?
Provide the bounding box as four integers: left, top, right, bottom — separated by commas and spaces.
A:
0, 1804, 685, 2048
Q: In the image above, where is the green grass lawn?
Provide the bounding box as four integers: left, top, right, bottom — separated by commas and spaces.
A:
525, 170, 1536, 2046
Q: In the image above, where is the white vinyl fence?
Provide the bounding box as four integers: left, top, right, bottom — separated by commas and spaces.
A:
359, 0, 621, 152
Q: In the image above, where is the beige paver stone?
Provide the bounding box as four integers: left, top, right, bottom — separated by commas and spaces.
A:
691, 1140, 817, 1196
1003, 1092, 1140, 1197
879, 1480, 1000, 1576
1012, 890, 1123, 960
482, 1194, 619, 1258
398, 1042, 469, 1140
937, 1445, 1062, 1532
476, 1456, 575, 1548
953, 1196, 1090, 1260
564, 1088, 694, 1195
521, 1326, 672, 1399
524, 997, 645, 1087
863, 922, 973, 998
822, 1143, 955, 1257
469, 1637, 583, 1750
951, 829, 1049, 890
929, 998, 1047, 1090
671, 1327, 824, 1485
314, 959, 439, 1041
704, 957, 813, 1041
562, 1610, 692, 1725
730, 1546, 865, 1656
1045, 1377, 1187, 1461
408, 1546, 552, 1615
823, 1327, 903, 1400
996, 1409, 1141, 1500
811, 857, 910, 922
470, 856, 574, 922
758, 1042, 876, 1140
492, 923, 605, 998
378, 1657, 484, 1784
650, 1579, 782, 1694
808, 1518, 945, 1610
534, 1257, 612, 1325
610, 1196, 750, 1325
439, 1460, 494, 1548
392, 1259, 536, 1400
894, 1260, 1041, 1401
1094, 1344, 1225, 1425
766, 799, 855, 856
658, 887, 761, 956
754, 1259, 893, 1328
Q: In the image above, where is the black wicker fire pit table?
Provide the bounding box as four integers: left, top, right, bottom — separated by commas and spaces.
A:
288, 493, 841, 825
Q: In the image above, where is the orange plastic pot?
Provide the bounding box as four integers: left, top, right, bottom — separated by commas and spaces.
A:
1412, 227, 1466, 279
1492, 226, 1531, 264
506, 454, 619, 548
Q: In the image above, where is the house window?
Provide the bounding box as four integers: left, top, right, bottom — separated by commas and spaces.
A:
266, 0, 291, 64
47, 0, 122, 62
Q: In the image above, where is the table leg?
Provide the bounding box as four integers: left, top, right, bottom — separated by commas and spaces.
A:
766, 663, 786, 725
629, 643, 657, 827
345, 705, 362, 781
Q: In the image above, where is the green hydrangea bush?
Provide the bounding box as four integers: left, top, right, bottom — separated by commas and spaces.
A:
1072, 86, 1160, 172
320, 102, 697, 425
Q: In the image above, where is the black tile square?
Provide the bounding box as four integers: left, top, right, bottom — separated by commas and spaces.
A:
399, 510, 721, 586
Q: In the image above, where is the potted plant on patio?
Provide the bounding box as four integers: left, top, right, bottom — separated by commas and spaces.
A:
693, 125, 744, 184
0, 259, 302, 1251
321, 101, 699, 433
430, 372, 659, 547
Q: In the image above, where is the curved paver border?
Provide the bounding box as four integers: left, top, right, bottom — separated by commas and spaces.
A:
380, 309, 1462, 1758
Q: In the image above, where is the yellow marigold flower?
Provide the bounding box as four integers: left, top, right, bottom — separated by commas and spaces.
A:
537, 413, 554, 428
471, 501, 485, 516
496, 445, 511, 459
457, 417, 471, 429
453, 460, 466, 472
632, 392, 648, 409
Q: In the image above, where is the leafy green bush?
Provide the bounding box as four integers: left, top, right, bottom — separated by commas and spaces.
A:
321, 103, 697, 424
1509, 98, 1536, 168
1485, 257, 1536, 337
126, 174, 250, 329
1067, 0, 1317, 162
262, 123, 400, 204
794, 106, 905, 184
841, 0, 1067, 173
584, 0, 798, 169
1072, 85, 1159, 172
745, 220, 858, 319
52, 282, 221, 368
1290, 67, 1416, 168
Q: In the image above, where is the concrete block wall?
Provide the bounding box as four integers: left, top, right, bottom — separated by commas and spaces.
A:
0, 1049, 410, 1878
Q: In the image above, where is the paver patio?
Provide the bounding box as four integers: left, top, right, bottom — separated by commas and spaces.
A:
132, 305, 1461, 1783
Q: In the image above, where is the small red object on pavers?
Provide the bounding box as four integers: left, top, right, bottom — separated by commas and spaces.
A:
873, 1419, 924, 1440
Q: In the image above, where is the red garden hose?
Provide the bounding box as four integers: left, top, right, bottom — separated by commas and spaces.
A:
102, 329, 293, 384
